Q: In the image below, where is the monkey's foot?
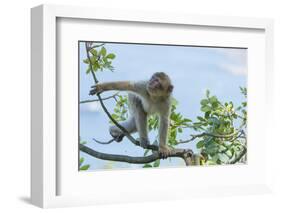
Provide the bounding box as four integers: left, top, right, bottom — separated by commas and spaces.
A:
159, 145, 173, 159
138, 138, 150, 149
109, 128, 124, 142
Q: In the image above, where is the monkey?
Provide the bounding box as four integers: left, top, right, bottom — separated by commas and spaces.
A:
89, 72, 174, 158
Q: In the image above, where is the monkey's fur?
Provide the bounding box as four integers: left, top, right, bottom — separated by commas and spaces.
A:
89, 72, 174, 158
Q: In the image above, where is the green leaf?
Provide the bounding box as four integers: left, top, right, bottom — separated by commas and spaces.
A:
100, 47, 107, 57
200, 99, 209, 105
218, 153, 229, 162
209, 96, 218, 104
144, 149, 150, 156
86, 66, 91, 74
208, 117, 220, 125
80, 140, 87, 145
197, 116, 205, 122
90, 48, 98, 56
183, 118, 192, 123
240, 87, 247, 97
90, 56, 97, 64
196, 140, 205, 148
211, 154, 219, 163
111, 113, 119, 120
153, 159, 160, 167
205, 111, 211, 119
211, 102, 219, 108
236, 106, 242, 111
80, 164, 90, 170
205, 143, 219, 155
193, 122, 202, 127
79, 157, 84, 164
83, 59, 89, 64
103, 57, 108, 64
172, 97, 179, 106
143, 164, 153, 168
106, 53, 116, 59
206, 89, 210, 98
201, 105, 212, 112
178, 128, 183, 133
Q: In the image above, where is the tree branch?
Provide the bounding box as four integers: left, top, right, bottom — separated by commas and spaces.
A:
177, 129, 245, 144
80, 143, 193, 165
92, 43, 105, 49
229, 145, 247, 164
80, 92, 119, 104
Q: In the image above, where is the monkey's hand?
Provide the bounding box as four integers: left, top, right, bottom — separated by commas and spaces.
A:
89, 84, 103, 96
159, 144, 173, 159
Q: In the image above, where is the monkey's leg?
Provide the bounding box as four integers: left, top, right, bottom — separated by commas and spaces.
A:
109, 117, 136, 142
135, 109, 149, 148
158, 115, 173, 158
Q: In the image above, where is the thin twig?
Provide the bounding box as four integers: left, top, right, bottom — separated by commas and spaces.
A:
92, 43, 105, 49
80, 92, 119, 104
229, 131, 245, 142
113, 96, 118, 102
177, 129, 245, 144
229, 145, 247, 164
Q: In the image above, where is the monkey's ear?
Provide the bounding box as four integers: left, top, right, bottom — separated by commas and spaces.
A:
168, 85, 174, 93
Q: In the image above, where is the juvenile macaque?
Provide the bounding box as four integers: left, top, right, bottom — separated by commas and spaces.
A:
89, 72, 174, 158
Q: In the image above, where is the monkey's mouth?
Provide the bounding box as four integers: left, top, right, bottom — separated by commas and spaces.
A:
148, 84, 157, 91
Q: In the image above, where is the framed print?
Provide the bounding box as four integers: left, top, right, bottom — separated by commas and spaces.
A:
31, 4, 274, 208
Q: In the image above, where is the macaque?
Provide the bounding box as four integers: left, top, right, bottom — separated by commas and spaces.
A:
89, 72, 174, 158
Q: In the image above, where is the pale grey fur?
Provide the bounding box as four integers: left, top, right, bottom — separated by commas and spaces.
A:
109, 81, 172, 149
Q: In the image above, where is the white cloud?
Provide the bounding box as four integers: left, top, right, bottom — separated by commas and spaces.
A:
219, 63, 247, 76
215, 48, 248, 76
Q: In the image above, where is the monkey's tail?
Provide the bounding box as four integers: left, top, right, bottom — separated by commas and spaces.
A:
92, 137, 115, 144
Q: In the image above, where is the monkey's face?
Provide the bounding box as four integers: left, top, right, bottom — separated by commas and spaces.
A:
147, 72, 174, 97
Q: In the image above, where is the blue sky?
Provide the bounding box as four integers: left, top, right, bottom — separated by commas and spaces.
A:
79, 42, 247, 171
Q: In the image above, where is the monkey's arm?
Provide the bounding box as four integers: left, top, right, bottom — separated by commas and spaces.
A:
90, 81, 147, 96
89, 81, 133, 95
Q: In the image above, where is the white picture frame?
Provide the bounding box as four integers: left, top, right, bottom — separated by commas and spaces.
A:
31, 4, 274, 208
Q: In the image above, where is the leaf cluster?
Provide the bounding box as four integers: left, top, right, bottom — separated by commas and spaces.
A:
110, 95, 129, 123
83, 45, 116, 73
194, 89, 247, 164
